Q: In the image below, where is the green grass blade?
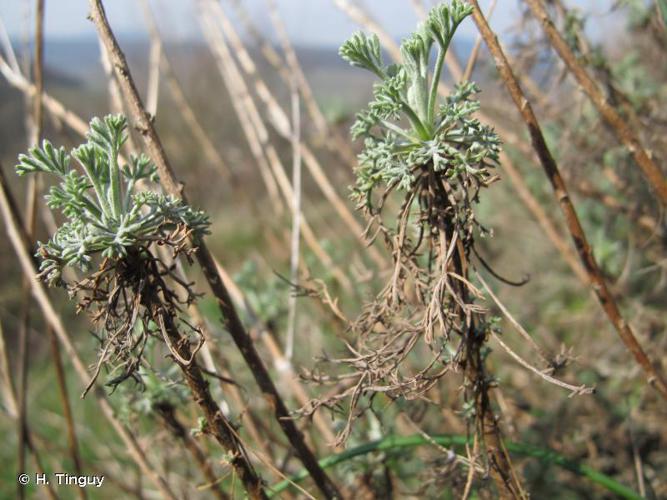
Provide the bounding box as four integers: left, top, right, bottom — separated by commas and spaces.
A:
267, 434, 642, 499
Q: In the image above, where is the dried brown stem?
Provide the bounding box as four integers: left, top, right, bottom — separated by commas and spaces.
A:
0, 53, 87, 135
465, 331, 527, 499
155, 402, 230, 500
523, 0, 667, 205
211, 260, 341, 449
138, 268, 264, 498
468, 0, 667, 401
0, 322, 59, 500
499, 151, 589, 285
48, 327, 87, 500
86, 2, 341, 497
17, 3, 44, 496
462, 0, 497, 81
197, 6, 351, 292
0, 321, 17, 417
138, 0, 236, 184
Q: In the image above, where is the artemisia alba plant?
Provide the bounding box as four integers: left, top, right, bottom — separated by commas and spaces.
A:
333, 0, 502, 406
16, 114, 209, 389
17, 116, 270, 495
17, 115, 209, 287
317, 4, 524, 494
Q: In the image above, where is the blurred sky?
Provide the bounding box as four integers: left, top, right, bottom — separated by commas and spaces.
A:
1, 0, 619, 47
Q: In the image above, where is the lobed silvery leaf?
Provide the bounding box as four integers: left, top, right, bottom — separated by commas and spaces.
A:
73, 144, 109, 184
123, 153, 158, 182
16, 140, 70, 177
339, 32, 385, 77
88, 115, 127, 154
369, 68, 408, 121
426, 0, 473, 49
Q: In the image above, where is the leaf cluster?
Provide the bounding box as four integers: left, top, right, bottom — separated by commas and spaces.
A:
340, 1, 501, 205
16, 115, 210, 285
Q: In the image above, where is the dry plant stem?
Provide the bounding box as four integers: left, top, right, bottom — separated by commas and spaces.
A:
166, 253, 277, 468
155, 405, 231, 500
286, 82, 302, 361
190, 333, 274, 465
463, 0, 497, 81
500, 151, 588, 285
0, 166, 178, 500
468, 0, 667, 401
87, 2, 342, 497
446, 231, 525, 498
0, 326, 59, 500
522, 0, 667, 205
0, 322, 17, 417
145, 35, 160, 117
0, 54, 88, 135
263, 0, 357, 167
136, 257, 265, 499
137, 0, 235, 184
212, 260, 340, 448
187, 15, 286, 214
457, 4, 588, 285
571, 180, 660, 235
466, 336, 526, 499
31, 0, 44, 142
17, 3, 44, 496
26, 434, 59, 500
198, 7, 353, 291
48, 328, 87, 500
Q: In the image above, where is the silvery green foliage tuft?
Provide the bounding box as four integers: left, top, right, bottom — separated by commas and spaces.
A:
16, 115, 210, 286
340, 0, 500, 204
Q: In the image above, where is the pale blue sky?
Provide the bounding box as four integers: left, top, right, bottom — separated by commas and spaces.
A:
0, 0, 619, 47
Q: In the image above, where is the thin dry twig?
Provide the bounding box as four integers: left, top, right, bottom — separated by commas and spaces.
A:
0, 321, 17, 417
145, 34, 160, 117
17, 3, 44, 496
462, 0, 497, 81
285, 80, 302, 361
475, 273, 552, 367
197, 4, 352, 292
138, 0, 236, 184
155, 401, 231, 500
47, 328, 88, 500
263, 0, 357, 166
